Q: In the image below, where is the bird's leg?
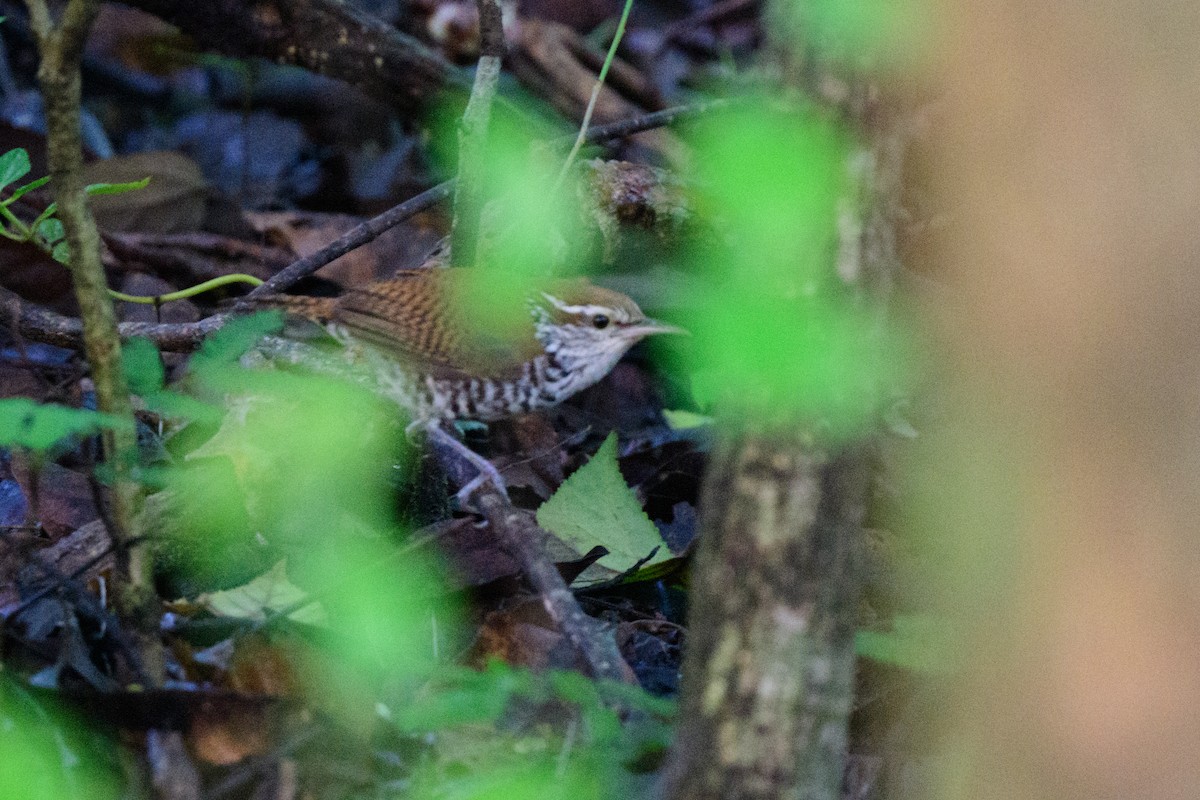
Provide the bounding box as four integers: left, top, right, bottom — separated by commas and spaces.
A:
411, 419, 507, 507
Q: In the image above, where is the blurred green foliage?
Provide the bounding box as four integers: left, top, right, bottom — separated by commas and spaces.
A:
427, 101, 584, 343
770, 0, 930, 68
135, 315, 449, 697
683, 100, 901, 434
394, 661, 675, 799
0, 397, 129, 451
0, 678, 119, 800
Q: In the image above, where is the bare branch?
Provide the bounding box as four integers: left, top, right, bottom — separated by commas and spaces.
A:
473, 484, 636, 685
449, 0, 505, 268
120, 0, 473, 107
247, 181, 453, 298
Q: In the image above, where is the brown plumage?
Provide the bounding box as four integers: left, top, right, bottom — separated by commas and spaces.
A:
252, 268, 684, 420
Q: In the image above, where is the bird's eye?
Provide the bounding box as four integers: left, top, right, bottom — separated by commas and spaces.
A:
592, 314, 610, 329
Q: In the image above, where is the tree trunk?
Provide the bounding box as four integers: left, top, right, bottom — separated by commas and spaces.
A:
661, 4, 907, 793
662, 436, 869, 800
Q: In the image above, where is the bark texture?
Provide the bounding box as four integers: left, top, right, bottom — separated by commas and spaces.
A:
123, 0, 472, 106
26, 0, 160, 677
661, 6, 907, 794
661, 437, 868, 800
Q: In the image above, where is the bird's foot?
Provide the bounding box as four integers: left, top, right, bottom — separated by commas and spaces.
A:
419, 420, 507, 509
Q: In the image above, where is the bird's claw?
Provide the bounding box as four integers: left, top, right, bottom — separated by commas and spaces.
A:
420, 420, 507, 511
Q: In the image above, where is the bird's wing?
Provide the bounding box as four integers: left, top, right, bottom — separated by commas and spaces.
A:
331, 270, 540, 380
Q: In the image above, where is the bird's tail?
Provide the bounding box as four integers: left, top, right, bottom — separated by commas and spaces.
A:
239, 293, 338, 323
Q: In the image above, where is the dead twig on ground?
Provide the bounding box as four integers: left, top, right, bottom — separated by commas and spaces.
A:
472, 485, 635, 684
104, 232, 290, 284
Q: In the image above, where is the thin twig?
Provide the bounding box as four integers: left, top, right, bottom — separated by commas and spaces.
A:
25, 0, 161, 679
449, 0, 505, 268
246, 181, 454, 298
573, 98, 733, 147
421, 417, 633, 683
472, 485, 633, 683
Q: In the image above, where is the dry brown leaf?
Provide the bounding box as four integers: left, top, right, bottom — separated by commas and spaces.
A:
188, 701, 273, 766
84, 151, 208, 234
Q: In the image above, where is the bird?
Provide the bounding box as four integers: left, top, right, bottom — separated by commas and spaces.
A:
253, 267, 685, 498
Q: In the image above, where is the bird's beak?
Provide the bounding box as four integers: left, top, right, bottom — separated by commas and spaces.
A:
624, 318, 689, 338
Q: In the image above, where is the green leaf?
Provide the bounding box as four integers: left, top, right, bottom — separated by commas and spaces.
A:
122, 337, 165, 396
83, 152, 204, 234
124, 339, 223, 432
0, 148, 31, 190
31, 201, 57, 226
84, 176, 151, 196
192, 311, 283, 369
662, 409, 712, 430
197, 560, 325, 624
35, 217, 63, 247
536, 433, 669, 575
855, 614, 957, 674
0, 398, 130, 451
50, 242, 70, 264
4, 174, 51, 205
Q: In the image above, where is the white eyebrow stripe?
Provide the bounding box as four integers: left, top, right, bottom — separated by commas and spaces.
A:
542, 294, 604, 314
541, 294, 633, 322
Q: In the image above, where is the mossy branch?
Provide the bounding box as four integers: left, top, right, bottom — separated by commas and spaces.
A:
24, 0, 161, 681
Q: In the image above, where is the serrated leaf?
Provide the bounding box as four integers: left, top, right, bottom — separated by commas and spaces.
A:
0, 398, 130, 451
0, 148, 30, 190
536, 433, 668, 574
197, 560, 325, 625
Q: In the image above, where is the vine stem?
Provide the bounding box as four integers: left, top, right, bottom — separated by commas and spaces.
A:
109, 273, 264, 304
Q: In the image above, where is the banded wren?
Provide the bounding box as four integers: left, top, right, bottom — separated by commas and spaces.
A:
258, 267, 684, 496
